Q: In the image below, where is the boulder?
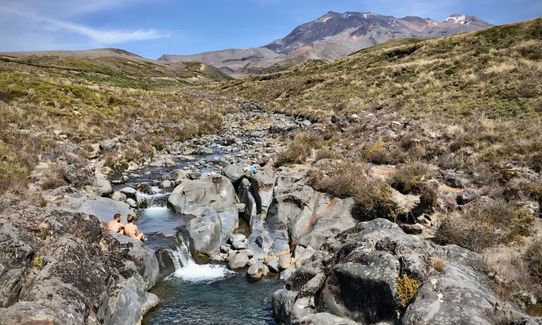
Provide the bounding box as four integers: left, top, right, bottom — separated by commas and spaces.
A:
223, 164, 244, 183
227, 250, 250, 269
185, 208, 222, 256
111, 191, 127, 202
267, 167, 356, 250
272, 218, 536, 325
94, 170, 113, 197
168, 175, 237, 217
229, 233, 248, 250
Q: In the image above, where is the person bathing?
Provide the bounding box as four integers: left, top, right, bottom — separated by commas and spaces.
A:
105, 213, 125, 234
124, 214, 145, 242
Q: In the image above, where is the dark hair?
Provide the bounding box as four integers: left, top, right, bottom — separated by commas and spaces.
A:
127, 215, 135, 223
114, 213, 121, 220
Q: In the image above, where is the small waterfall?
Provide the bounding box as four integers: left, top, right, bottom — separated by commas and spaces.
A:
165, 238, 233, 283
136, 188, 170, 207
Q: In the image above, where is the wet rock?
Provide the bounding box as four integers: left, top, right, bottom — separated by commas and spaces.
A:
161, 180, 173, 189
266, 258, 280, 273
126, 198, 138, 208
120, 187, 137, 198
111, 191, 127, 202
273, 289, 299, 324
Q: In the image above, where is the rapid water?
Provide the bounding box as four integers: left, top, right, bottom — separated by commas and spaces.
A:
138, 205, 283, 325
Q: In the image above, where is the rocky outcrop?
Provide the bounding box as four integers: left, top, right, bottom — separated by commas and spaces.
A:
273, 218, 535, 325
266, 166, 357, 254
168, 174, 237, 217
0, 197, 159, 325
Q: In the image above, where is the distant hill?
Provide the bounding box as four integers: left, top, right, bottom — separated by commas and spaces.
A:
0, 48, 231, 83
159, 12, 491, 77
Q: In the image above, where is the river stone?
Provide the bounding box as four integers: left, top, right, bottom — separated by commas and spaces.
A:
228, 250, 250, 269
229, 233, 248, 250
273, 289, 299, 324
120, 187, 137, 198
126, 198, 138, 208
168, 175, 237, 217
223, 164, 244, 183
185, 208, 222, 256
266, 258, 280, 273
295, 313, 360, 325
111, 191, 127, 202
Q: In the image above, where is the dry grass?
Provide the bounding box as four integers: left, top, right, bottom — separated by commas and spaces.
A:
435, 200, 536, 252
389, 161, 436, 194
276, 131, 323, 166
309, 161, 398, 221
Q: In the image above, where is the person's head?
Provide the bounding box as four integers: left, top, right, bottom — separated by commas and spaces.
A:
243, 166, 257, 177
127, 214, 135, 223
113, 213, 121, 221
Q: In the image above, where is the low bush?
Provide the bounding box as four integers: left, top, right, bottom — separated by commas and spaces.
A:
396, 275, 421, 308
524, 240, 542, 280
435, 200, 536, 252
389, 161, 436, 194
276, 131, 323, 166
309, 161, 398, 221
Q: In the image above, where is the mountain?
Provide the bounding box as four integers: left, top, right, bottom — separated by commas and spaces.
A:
0, 48, 231, 83
159, 12, 492, 77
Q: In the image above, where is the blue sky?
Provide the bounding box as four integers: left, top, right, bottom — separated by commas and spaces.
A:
0, 0, 541, 59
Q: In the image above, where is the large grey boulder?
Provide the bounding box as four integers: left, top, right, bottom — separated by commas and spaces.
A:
273, 218, 536, 325
168, 174, 237, 217
185, 208, 223, 256
0, 198, 160, 325
267, 167, 356, 251
223, 164, 244, 183
53, 193, 134, 223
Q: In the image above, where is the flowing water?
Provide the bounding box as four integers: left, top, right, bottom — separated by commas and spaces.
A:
137, 205, 284, 325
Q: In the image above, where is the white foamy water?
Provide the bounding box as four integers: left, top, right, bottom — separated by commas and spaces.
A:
167, 239, 233, 283
173, 261, 233, 283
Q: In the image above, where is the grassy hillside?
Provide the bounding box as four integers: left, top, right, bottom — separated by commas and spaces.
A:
0, 53, 234, 194
223, 19, 542, 312
227, 19, 541, 120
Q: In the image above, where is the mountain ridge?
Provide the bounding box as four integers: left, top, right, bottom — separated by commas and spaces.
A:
159, 11, 492, 76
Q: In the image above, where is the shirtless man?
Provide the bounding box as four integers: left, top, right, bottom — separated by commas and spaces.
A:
105, 213, 125, 233
124, 214, 145, 241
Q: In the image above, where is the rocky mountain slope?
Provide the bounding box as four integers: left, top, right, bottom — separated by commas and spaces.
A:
159, 12, 491, 76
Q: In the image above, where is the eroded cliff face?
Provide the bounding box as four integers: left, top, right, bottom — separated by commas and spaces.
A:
0, 196, 159, 325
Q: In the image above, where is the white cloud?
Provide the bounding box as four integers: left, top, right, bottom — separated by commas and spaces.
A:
0, 6, 169, 45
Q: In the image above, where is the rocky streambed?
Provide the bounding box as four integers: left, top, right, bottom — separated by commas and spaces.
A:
1, 109, 540, 325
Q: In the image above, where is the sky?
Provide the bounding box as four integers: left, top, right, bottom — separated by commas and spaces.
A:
0, 0, 541, 59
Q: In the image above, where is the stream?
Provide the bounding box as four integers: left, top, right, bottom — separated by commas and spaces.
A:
109, 111, 307, 324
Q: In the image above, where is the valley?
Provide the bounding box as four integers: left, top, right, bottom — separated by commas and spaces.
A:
0, 12, 541, 325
